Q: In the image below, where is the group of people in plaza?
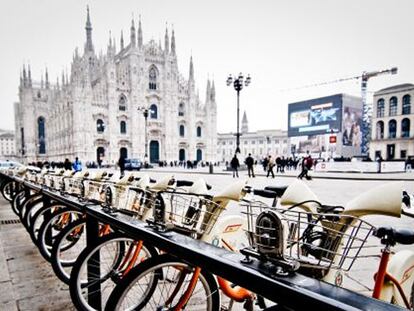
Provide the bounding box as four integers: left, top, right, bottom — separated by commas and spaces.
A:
230, 153, 314, 179
28, 157, 83, 172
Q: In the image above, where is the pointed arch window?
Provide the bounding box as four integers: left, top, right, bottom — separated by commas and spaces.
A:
376, 99, 385, 117
388, 119, 397, 138
38, 117, 46, 154
403, 95, 411, 115
150, 104, 158, 119
389, 97, 398, 116
178, 102, 185, 116
179, 125, 185, 137
197, 126, 202, 137
97, 119, 105, 133
149, 66, 158, 90
120, 121, 127, 134
119, 94, 127, 111
402, 118, 410, 138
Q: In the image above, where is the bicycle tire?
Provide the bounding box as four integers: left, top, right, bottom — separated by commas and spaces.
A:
105, 253, 220, 311
51, 218, 87, 284
69, 233, 157, 311
1, 181, 14, 201
37, 207, 83, 261
11, 189, 26, 216
21, 195, 44, 228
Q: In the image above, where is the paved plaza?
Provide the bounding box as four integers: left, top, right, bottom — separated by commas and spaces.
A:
0, 169, 413, 310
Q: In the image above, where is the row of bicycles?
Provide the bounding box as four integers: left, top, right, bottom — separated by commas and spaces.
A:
0, 165, 414, 310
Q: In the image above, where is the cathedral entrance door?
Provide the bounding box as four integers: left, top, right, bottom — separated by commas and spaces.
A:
120, 147, 128, 159
196, 149, 202, 162
97, 147, 105, 167
179, 149, 186, 161
149, 141, 159, 163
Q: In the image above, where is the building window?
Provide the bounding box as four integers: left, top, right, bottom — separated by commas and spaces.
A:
178, 102, 185, 116
38, 117, 46, 154
244, 141, 248, 145
196, 126, 202, 137
377, 98, 385, 117
389, 97, 398, 116
259, 140, 263, 144
376, 121, 384, 139
401, 118, 410, 138
388, 119, 397, 138
97, 119, 105, 133
179, 125, 185, 137
119, 94, 127, 111
150, 104, 158, 119
401, 150, 407, 159
149, 66, 157, 90
120, 121, 127, 134
251, 141, 255, 144
402, 95, 411, 115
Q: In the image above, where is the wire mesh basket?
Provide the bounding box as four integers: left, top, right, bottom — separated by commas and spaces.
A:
64, 176, 85, 197
43, 172, 65, 190
121, 187, 156, 220
151, 191, 224, 238
84, 180, 107, 203
243, 202, 375, 271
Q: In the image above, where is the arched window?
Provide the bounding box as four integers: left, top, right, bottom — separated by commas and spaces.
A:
120, 121, 127, 134
97, 119, 105, 133
179, 125, 185, 137
377, 98, 385, 117
403, 95, 411, 115
196, 149, 202, 161
389, 97, 398, 116
38, 117, 46, 154
149, 66, 158, 90
197, 126, 202, 137
150, 104, 158, 119
376, 121, 384, 139
401, 118, 410, 138
388, 119, 397, 138
178, 103, 185, 116
119, 94, 127, 111
179, 149, 186, 161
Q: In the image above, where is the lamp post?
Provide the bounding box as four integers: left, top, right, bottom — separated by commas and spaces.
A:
226, 73, 251, 154
137, 106, 150, 166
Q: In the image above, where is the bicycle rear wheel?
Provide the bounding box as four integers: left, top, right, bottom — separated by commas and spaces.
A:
105, 254, 220, 311
69, 233, 157, 311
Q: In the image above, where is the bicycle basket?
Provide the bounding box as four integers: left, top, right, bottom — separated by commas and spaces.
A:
244, 202, 375, 271
152, 191, 224, 237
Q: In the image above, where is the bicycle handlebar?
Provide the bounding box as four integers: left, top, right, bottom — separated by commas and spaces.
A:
253, 189, 279, 199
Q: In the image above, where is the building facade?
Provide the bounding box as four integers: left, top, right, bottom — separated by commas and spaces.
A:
288, 94, 363, 159
14, 8, 217, 165
370, 83, 413, 160
217, 111, 290, 162
0, 130, 16, 160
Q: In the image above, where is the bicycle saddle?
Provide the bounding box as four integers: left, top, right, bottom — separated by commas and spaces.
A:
374, 226, 414, 246
264, 186, 288, 197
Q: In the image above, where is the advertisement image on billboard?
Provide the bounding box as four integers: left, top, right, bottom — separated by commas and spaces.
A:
342, 106, 362, 147
288, 94, 342, 137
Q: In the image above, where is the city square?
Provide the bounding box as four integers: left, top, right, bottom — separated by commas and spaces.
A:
1, 0, 414, 310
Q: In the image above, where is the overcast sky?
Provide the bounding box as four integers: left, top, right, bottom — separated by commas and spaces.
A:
1, 0, 413, 133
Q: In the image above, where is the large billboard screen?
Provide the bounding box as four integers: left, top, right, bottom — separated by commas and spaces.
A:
288, 94, 342, 137
342, 105, 362, 147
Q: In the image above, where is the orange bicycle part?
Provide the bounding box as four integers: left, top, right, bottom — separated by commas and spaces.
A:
217, 276, 255, 302
173, 266, 202, 311
121, 240, 143, 277
165, 269, 189, 306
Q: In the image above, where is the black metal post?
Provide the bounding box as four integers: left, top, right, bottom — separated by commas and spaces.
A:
236, 89, 241, 154
86, 214, 101, 309
144, 110, 149, 162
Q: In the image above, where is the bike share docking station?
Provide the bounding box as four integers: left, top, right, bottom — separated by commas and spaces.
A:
0, 172, 408, 311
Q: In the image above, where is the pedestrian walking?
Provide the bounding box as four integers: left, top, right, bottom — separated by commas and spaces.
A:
298, 155, 313, 180
72, 157, 82, 172
230, 154, 240, 178
118, 155, 126, 177
262, 156, 269, 172
64, 158, 72, 171
245, 153, 255, 178
266, 155, 275, 178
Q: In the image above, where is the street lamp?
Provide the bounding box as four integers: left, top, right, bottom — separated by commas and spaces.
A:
137, 106, 150, 166
226, 73, 251, 154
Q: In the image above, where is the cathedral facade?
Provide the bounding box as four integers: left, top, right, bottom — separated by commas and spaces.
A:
14, 8, 217, 165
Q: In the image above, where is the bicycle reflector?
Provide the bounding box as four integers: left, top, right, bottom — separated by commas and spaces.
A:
255, 210, 285, 258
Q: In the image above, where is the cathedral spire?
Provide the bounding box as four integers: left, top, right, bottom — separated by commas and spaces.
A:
120, 30, 124, 50
210, 80, 215, 102
56, 76, 60, 90
61, 70, 65, 86
85, 6, 94, 53
65, 70, 69, 86
171, 28, 176, 54
138, 15, 143, 47
189, 56, 194, 81
130, 17, 136, 47
206, 79, 211, 103
22, 64, 27, 87
28, 64, 32, 87
164, 24, 169, 54
41, 72, 44, 89
45, 67, 50, 89
241, 111, 249, 134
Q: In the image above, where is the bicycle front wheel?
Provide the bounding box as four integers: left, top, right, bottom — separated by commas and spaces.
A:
105, 254, 220, 311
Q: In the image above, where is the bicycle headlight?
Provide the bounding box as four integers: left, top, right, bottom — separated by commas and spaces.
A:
255, 210, 285, 258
